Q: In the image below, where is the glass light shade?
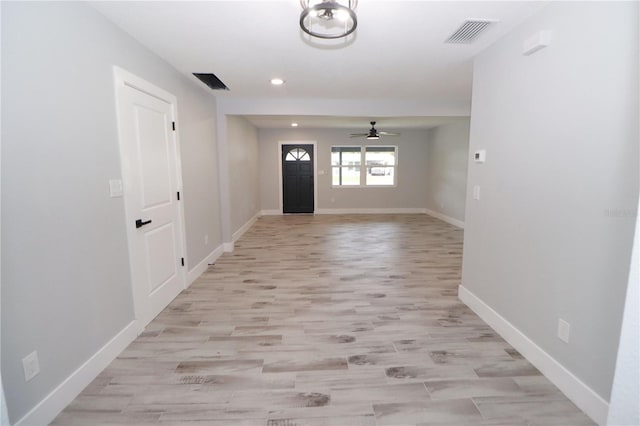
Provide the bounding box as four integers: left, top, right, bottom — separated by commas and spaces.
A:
300, 0, 358, 39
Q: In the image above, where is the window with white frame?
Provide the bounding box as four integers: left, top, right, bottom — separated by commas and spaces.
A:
331, 146, 397, 187
331, 146, 361, 186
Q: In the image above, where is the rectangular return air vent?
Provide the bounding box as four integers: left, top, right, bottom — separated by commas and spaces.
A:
445, 20, 494, 44
193, 73, 229, 91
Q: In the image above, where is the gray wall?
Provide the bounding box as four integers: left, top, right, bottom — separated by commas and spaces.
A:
180, 85, 221, 267
461, 1, 638, 401
227, 116, 260, 234
425, 120, 470, 222
1, 2, 221, 422
259, 128, 430, 211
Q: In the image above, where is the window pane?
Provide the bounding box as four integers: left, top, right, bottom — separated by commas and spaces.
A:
286, 148, 310, 161
365, 146, 396, 166
332, 166, 361, 186
331, 151, 340, 166
331, 147, 361, 166
366, 167, 394, 186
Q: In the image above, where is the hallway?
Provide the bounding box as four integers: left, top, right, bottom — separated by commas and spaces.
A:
53, 215, 593, 425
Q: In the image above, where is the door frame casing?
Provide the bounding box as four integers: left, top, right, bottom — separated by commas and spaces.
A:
278, 141, 318, 214
113, 66, 188, 332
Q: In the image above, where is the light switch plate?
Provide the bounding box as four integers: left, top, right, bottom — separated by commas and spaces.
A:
22, 351, 40, 382
558, 319, 571, 343
109, 179, 123, 197
473, 186, 481, 200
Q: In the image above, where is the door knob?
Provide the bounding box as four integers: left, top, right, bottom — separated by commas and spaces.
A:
135, 219, 152, 229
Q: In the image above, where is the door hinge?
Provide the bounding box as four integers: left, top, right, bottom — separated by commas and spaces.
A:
177, 191, 180, 201
181, 257, 185, 267
172, 121, 176, 131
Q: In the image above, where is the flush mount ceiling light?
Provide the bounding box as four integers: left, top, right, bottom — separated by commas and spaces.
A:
300, 0, 358, 39
270, 78, 285, 85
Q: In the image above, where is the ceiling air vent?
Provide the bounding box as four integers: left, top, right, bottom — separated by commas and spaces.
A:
193, 73, 229, 91
445, 20, 494, 44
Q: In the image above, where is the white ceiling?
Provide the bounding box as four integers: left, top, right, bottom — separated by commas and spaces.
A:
92, 1, 547, 128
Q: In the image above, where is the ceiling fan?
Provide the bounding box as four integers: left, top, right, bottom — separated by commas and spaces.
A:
350, 121, 400, 140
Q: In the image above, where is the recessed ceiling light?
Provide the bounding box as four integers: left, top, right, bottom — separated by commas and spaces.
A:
270, 78, 285, 85
291, 123, 299, 127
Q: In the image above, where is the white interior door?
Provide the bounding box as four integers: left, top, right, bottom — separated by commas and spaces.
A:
115, 69, 186, 329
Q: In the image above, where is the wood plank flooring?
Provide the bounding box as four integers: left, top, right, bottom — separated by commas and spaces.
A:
53, 214, 594, 425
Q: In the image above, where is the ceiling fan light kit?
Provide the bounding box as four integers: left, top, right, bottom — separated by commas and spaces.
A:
300, 0, 358, 39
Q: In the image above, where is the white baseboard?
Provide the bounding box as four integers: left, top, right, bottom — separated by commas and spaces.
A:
424, 208, 465, 229
458, 285, 608, 425
186, 244, 224, 286
315, 208, 427, 215
260, 209, 281, 216
221, 213, 260, 254
15, 321, 139, 426
232, 213, 259, 243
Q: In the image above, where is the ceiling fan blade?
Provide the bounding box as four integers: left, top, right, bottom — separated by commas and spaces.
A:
350, 121, 397, 138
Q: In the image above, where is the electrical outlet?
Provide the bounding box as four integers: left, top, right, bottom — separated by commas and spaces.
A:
22, 351, 40, 382
204, 234, 209, 245
558, 319, 571, 343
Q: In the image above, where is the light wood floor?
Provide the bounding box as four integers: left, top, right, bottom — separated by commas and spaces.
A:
53, 214, 594, 425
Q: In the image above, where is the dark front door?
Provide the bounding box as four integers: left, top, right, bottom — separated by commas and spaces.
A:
282, 144, 314, 213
